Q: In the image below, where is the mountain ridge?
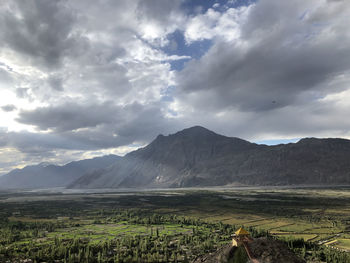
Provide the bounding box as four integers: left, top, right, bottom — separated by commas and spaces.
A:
69, 126, 350, 189
0, 154, 120, 189
3, 126, 350, 190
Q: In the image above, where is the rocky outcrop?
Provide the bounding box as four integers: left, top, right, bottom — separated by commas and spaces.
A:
192, 238, 305, 263
248, 238, 305, 263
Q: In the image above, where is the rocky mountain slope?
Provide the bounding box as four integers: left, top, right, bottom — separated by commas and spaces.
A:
0, 155, 120, 189
69, 126, 350, 189
192, 238, 306, 263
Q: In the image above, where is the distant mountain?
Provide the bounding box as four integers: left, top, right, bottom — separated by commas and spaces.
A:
68, 126, 350, 189
0, 155, 120, 189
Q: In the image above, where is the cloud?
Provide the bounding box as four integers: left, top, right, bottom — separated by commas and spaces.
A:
0, 0, 179, 118
0, 0, 187, 171
177, 0, 350, 112
15, 88, 31, 99
1, 0, 350, 173
0, 100, 180, 173
136, 0, 185, 46
0, 99, 180, 174
0, 0, 81, 69
17, 101, 117, 132
16, 101, 180, 146
166, 0, 350, 143
0, 66, 13, 90
184, 5, 249, 43
1, 104, 17, 112
47, 75, 64, 91
137, 0, 182, 24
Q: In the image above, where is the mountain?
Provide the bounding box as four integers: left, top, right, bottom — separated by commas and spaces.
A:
69, 126, 350, 189
0, 155, 120, 189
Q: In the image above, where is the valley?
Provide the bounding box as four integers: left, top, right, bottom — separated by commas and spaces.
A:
0, 186, 349, 262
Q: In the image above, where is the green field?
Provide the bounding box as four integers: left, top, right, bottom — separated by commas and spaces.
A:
0, 187, 350, 262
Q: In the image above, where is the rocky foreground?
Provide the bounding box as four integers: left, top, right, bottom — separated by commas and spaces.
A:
192, 237, 306, 263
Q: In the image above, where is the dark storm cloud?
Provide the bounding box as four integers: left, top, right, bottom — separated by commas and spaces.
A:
177, 0, 350, 112
0, 0, 82, 68
0, 129, 87, 153
0, 128, 128, 154
17, 101, 120, 132
1, 104, 17, 112
16, 101, 180, 148
112, 102, 178, 140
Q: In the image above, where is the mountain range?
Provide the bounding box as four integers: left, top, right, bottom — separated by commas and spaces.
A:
0, 155, 120, 189
1, 126, 350, 190
69, 126, 350, 188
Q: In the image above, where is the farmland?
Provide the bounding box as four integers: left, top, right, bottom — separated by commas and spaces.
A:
0, 186, 350, 262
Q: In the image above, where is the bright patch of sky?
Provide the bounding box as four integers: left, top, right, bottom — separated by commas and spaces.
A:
162, 30, 212, 71
255, 138, 301, 146
181, 0, 254, 15
161, 0, 255, 71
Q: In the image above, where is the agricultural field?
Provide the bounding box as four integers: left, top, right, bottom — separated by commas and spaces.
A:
0, 186, 350, 262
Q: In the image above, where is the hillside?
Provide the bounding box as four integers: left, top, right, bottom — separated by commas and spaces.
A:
69, 126, 350, 189
0, 155, 120, 189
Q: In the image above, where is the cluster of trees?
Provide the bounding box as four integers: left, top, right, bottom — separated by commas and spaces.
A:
0, 219, 61, 245
285, 237, 350, 263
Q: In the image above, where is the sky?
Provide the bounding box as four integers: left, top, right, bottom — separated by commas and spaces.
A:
1, 0, 350, 174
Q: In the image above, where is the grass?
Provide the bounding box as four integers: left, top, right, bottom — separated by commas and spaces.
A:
337, 239, 350, 250
41, 222, 195, 246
